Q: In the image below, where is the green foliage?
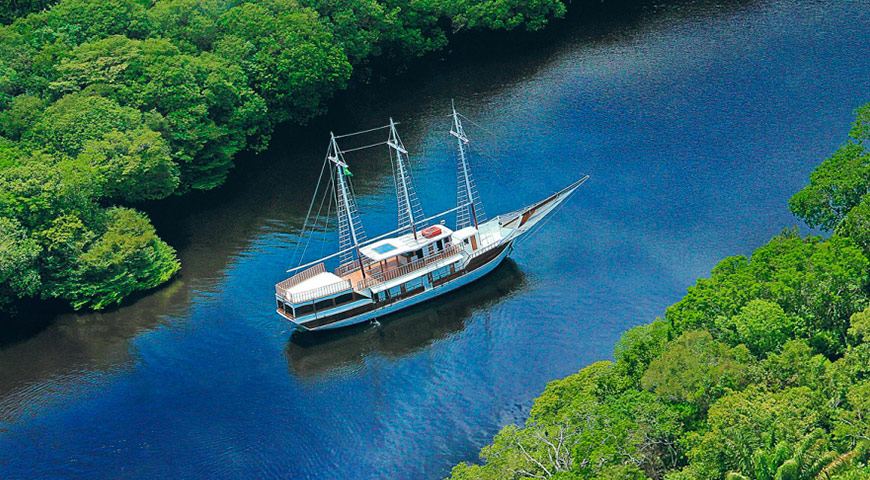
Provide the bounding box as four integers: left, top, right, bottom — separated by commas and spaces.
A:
451, 0, 567, 32
63, 207, 180, 309
216, 0, 351, 124
641, 330, 750, 410
687, 386, 828, 479
77, 127, 179, 202
849, 306, 870, 344
716, 299, 795, 356
789, 104, 870, 231
23, 92, 143, 156
837, 195, 870, 253
612, 319, 671, 387
0, 216, 41, 306
0, 0, 58, 24
755, 340, 831, 393
667, 232, 868, 358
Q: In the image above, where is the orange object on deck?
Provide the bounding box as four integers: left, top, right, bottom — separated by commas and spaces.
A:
421, 226, 441, 238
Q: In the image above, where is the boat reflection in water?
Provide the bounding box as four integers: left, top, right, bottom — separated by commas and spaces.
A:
285, 259, 526, 379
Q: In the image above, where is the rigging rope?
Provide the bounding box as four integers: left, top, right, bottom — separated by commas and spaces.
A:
340, 140, 389, 154
333, 124, 395, 139
290, 154, 329, 270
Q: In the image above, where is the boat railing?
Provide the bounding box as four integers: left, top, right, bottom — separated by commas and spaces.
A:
277, 263, 326, 295
468, 238, 506, 260
287, 279, 353, 304
356, 245, 462, 291
276, 263, 353, 303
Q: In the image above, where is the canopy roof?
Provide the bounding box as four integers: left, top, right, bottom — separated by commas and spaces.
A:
359, 226, 453, 261
286, 271, 347, 295
451, 226, 478, 242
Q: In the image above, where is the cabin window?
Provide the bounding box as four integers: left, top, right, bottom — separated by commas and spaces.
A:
334, 293, 354, 306
389, 286, 402, 298
415, 249, 424, 260
405, 277, 424, 291
295, 303, 314, 316
431, 266, 450, 281
314, 298, 334, 311
373, 292, 380, 302
277, 300, 284, 310
436, 239, 444, 250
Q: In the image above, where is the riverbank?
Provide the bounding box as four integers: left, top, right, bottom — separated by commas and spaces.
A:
447, 103, 870, 479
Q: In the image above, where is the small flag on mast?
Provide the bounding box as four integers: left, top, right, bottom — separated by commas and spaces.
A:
343, 167, 353, 177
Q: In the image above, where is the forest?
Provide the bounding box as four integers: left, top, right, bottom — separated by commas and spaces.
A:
447, 103, 870, 479
0, 0, 570, 314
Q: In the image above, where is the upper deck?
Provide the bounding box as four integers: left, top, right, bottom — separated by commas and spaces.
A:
277, 226, 467, 306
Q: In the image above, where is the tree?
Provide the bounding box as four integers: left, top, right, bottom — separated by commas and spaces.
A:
77, 127, 179, 202
837, 196, 870, 253
687, 386, 828, 479
23, 92, 143, 157
62, 207, 180, 310
789, 103, 870, 231
0, 216, 41, 307
641, 330, 750, 411
216, 0, 351, 123
716, 299, 795, 356
667, 232, 869, 358
612, 319, 671, 388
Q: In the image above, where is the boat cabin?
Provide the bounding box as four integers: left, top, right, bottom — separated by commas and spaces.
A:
361, 224, 453, 266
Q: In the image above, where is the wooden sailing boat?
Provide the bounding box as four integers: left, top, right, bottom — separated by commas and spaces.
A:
275, 106, 588, 332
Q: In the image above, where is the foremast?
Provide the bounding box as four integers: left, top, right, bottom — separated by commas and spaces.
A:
451, 105, 485, 230
329, 133, 369, 277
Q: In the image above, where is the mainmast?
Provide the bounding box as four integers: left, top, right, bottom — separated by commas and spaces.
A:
451, 104, 484, 230
329, 133, 367, 277
388, 118, 425, 239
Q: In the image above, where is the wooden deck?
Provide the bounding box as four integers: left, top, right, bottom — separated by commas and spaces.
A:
339, 256, 406, 287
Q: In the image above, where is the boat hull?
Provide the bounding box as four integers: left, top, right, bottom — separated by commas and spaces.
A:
289, 241, 513, 332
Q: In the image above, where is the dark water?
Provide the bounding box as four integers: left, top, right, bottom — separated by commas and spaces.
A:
2, 1, 869, 478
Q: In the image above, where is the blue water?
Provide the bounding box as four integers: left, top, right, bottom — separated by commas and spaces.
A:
1, 0, 868, 478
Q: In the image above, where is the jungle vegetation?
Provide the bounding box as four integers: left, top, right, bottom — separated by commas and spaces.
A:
447, 103, 870, 480
0, 0, 569, 313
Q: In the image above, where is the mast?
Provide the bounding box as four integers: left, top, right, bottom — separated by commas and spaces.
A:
329, 133, 367, 278
451, 103, 483, 229
388, 118, 424, 239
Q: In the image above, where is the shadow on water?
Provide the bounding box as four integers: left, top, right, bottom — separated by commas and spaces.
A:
285, 259, 527, 379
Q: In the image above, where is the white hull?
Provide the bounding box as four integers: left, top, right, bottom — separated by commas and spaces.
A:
304, 241, 513, 331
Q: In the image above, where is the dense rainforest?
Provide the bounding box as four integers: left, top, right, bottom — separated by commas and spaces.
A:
448, 103, 870, 480
0, 0, 572, 314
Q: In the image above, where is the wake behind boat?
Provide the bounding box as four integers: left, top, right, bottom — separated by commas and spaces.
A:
275, 106, 588, 332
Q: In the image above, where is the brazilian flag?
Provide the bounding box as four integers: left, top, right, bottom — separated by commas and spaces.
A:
343, 167, 353, 177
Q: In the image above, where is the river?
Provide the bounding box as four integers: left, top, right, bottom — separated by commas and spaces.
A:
1, 0, 869, 478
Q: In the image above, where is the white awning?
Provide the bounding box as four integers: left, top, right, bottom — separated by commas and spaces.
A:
286, 271, 347, 296
451, 226, 478, 242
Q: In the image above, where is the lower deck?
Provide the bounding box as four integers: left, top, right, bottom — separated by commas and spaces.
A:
278, 241, 512, 331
